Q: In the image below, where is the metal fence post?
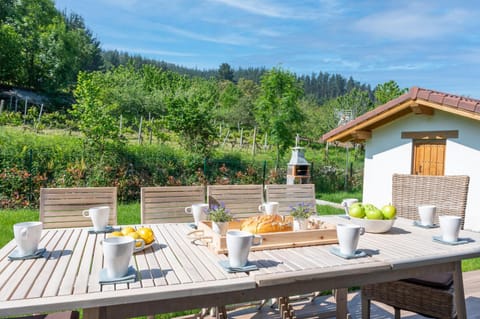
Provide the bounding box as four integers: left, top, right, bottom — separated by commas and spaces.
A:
28, 149, 33, 202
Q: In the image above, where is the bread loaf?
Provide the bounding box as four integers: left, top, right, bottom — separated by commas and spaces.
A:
240, 215, 293, 234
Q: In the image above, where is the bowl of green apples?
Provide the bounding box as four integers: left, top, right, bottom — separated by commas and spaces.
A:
347, 203, 396, 233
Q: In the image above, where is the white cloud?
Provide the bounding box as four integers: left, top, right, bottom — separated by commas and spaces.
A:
209, 0, 316, 19
162, 25, 252, 46
354, 6, 470, 40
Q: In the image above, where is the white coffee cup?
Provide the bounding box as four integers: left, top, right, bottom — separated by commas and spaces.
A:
341, 198, 359, 215
185, 203, 209, 226
439, 215, 462, 243
336, 223, 365, 256
82, 206, 110, 231
258, 202, 279, 215
13, 221, 43, 256
418, 205, 436, 226
226, 230, 262, 268
102, 236, 144, 279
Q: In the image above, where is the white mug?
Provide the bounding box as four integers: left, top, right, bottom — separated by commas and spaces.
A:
82, 206, 110, 231
439, 215, 462, 243
185, 203, 209, 226
418, 205, 436, 226
336, 223, 365, 256
13, 221, 43, 256
258, 202, 279, 215
226, 230, 262, 268
341, 198, 359, 215
102, 236, 144, 279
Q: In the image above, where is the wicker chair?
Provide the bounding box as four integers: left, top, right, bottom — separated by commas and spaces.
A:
361, 174, 470, 319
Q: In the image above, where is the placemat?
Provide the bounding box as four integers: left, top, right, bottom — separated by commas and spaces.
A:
99, 266, 137, 285
329, 246, 367, 259
413, 220, 439, 229
432, 236, 473, 246
88, 226, 121, 234
218, 260, 258, 273
9, 247, 46, 261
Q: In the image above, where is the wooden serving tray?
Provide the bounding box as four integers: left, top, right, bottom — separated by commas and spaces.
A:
191, 219, 338, 254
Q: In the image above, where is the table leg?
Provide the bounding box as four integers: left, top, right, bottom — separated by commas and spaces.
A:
83, 307, 107, 319
453, 261, 467, 319
334, 288, 348, 319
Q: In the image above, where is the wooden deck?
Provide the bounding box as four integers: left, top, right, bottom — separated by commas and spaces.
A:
201, 270, 480, 319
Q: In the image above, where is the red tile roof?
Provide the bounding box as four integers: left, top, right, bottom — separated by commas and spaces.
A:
322, 86, 480, 142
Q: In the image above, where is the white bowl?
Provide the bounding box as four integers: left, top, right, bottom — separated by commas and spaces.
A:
348, 216, 395, 233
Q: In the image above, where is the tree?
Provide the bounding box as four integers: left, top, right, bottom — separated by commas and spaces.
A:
255, 67, 304, 159
374, 80, 408, 105
315, 88, 373, 134
70, 71, 121, 151
0, 24, 24, 84
218, 63, 234, 82
164, 77, 218, 155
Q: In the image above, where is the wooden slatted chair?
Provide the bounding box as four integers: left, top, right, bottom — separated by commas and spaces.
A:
141, 186, 206, 224
265, 184, 317, 215
39, 187, 117, 229
9, 311, 79, 319
207, 184, 264, 219
141, 186, 209, 319
361, 174, 470, 319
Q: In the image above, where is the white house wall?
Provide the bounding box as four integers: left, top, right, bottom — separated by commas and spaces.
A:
363, 110, 480, 230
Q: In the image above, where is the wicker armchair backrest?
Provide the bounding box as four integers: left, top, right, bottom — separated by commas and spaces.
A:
392, 174, 469, 228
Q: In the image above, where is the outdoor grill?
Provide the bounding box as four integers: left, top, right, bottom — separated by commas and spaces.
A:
287, 136, 310, 184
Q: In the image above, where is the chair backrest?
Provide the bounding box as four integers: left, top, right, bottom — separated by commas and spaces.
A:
40, 187, 117, 229
391, 174, 469, 227
141, 186, 206, 224
207, 184, 264, 219
265, 184, 317, 215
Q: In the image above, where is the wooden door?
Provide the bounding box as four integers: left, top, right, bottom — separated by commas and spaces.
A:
412, 140, 446, 175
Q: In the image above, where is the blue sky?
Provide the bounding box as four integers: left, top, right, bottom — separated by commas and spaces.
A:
54, 0, 480, 98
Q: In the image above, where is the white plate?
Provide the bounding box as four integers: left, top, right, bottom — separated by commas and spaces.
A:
134, 239, 156, 253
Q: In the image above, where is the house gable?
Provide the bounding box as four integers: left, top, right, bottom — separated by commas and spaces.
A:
322, 87, 480, 143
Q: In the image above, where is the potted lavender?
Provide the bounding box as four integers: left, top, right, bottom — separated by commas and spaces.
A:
207, 202, 233, 235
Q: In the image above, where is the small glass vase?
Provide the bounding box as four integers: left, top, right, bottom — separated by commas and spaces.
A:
293, 218, 309, 231
212, 221, 229, 236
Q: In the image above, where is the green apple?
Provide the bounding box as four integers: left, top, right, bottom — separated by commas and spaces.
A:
348, 203, 365, 218
365, 207, 384, 220
381, 204, 396, 220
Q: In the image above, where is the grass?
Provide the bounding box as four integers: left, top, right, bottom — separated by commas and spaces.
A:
317, 191, 362, 203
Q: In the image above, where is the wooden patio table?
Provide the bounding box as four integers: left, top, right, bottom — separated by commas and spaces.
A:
1, 217, 480, 319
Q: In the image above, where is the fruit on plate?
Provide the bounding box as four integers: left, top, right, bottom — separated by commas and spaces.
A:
107, 227, 155, 246
126, 231, 144, 247
348, 203, 365, 218
107, 231, 123, 238
121, 226, 136, 236
137, 227, 155, 244
381, 204, 397, 219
